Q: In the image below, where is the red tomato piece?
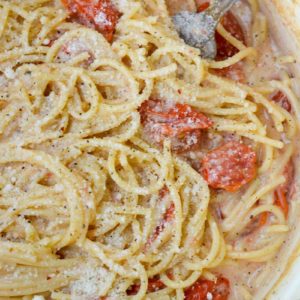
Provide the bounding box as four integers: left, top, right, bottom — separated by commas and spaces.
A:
274, 188, 289, 218
270, 91, 292, 112
163, 202, 175, 223
148, 276, 166, 293
198, 1, 245, 60
61, 0, 121, 42
198, 2, 210, 12
126, 276, 165, 295
139, 99, 213, 152
184, 277, 230, 300
144, 187, 175, 248
159, 185, 169, 198
274, 161, 294, 218
198, 1, 246, 82
213, 62, 245, 83
201, 142, 257, 192
146, 202, 175, 247
215, 11, 245, 61
126, 284, 140, 296
258, 211, 268, 227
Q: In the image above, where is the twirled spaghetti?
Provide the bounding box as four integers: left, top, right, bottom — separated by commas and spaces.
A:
0, 0, 299, 299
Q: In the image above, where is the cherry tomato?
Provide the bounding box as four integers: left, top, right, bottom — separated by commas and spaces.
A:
139, 99, 213, 153
184, 277, 230, 300
201, 142, 257, 192
61, 0, 121, 42
270, 91, 292, 112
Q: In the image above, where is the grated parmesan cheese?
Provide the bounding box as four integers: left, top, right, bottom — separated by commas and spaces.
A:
32, 296, 45, 300
3, 184, 13, 193
42, 38, 50, 45
54, 184, 64, 192
95, 12, 112, 26
71, 264, 115, 299
4, 67, 15, 79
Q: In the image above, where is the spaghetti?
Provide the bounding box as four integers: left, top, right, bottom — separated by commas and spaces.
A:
0, 0, 299, 299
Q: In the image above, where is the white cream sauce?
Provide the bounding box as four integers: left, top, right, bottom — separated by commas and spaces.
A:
167, 1, 294, 299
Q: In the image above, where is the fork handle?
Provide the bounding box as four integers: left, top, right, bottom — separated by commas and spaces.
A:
208, 0, 238, 21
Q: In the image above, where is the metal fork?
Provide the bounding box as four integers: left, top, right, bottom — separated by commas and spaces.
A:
172, 0, 239, 59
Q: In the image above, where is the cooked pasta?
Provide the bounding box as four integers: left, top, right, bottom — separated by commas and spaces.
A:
0, 0, 299, 299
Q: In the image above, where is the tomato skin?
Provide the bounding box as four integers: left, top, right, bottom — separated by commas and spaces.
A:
143, 187, 175, 250
146, 202, 175, 248
201, 142, 257, 192
126, 284, 140, 296
61, 0, 121, 42
214, 10, 246, 83
198, 2, 210, 12
184, 277, 230, 300
126, 276, 165, 295
258, 211, 268, 227
213, 62, 245, 82
139, 99, 213, 153
198, 1, 246, 82
274, 188, 289, 218
127, 276, 230, 299
148, 276, 166, 293
274, 161, 294, 218
215, 11, 245, 61
198, 1, 245, 60
270, 91, 292, 112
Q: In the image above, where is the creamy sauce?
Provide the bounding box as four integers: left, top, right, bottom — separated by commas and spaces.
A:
167, 1, 296, 299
